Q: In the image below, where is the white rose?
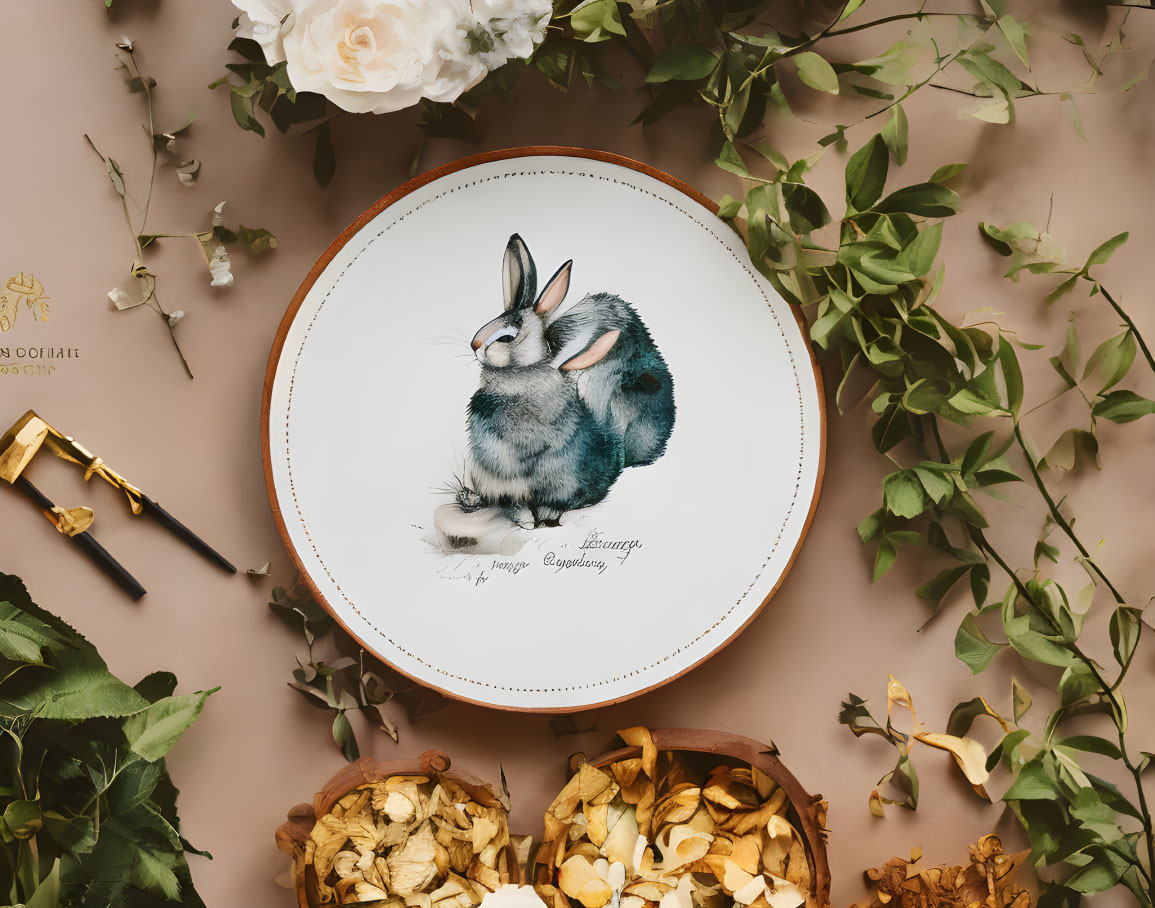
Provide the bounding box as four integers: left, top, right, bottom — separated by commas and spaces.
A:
283, 0, 486, 114
234, 0, 295, 64
230, 0, 553, 114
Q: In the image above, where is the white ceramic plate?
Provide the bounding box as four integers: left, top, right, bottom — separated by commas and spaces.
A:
264, 149, 824, 712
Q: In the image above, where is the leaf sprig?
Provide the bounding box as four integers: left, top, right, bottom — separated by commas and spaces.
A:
91, 43, 277, 378
0, 573, 216, 907
267, 580, 446, 761
755, 127, 1155, 904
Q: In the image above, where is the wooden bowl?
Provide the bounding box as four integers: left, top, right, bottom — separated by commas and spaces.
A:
276, 750, 516, 908
536, 728, 830, 908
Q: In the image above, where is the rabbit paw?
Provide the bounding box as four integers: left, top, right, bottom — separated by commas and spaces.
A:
455, 485, 484, 513
531, 506, 564, 528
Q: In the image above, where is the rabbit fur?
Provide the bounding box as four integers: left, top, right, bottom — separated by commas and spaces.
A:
462, 234, 675, 526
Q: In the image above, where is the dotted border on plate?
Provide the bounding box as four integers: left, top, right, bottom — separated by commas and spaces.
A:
278, 164, 811, 695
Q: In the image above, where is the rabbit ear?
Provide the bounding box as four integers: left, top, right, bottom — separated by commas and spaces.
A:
560, 330, 620, 371
534, 260, 572, 317
503, 234, 537, 311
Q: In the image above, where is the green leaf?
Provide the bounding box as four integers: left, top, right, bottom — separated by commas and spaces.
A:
1093, 389, 1155, 424
839, 693, 889, 739
903, 223, 942, 277
875, 183, 960, 217
313, 121, 336, 189
958, 48, 1023, 99
0, 601, 54, 665
881, 105, 908, 164
793, 52, 839, 94
228, 36, 267, 63
332, 709, 359, 762
229, 88, 265, 136
1041, 429, 1099, 473
1065, 845, 1132, 893
1012, 678, 1032, 722
880, 752, 919, 809
956, 612, 1004, 673
134, 670, 178, 704
1082, 330, 1136, 395
1047, 275, 1079, 303
1004, 617, 1076, 668
1058, 735, 1121, 759
2, 800, 42, 841
236, 225, 278, 253
852, 41, 919, 85
1082, 231, 1128, 273
1003, 755, 1058, 800
26, 859, 61, 908
782, 183, 831, 234
715, 141, 750, 177
917, 565, 972, 611
123, 688, 219, 762
929, 163, 967, 184
646, 44, 719, 83
1049, 316, 1081, 389
946, 694, 1006, 737
717, 194, 741, 219
0, 578, 147, 721
129, 844, 182, 900
838, 0, 867, 21
987, 728, 1030, 772
996, 15, 1031, 68
998, 337, 1024, 415
883, 470, 926, 518
1109, 606, 1142, 668
845, 135, 888, 212
570, 0, 626, 42
858, 508, 884, 543
873, 535, 897, 581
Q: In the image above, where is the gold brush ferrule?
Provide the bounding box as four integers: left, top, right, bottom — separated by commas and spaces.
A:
0, 410, 145, 514
0, 411, 49, 484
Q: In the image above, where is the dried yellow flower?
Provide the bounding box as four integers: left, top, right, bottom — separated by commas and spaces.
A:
298, 773, 513, 906
538, 729, 809, 908
855, 835, 1031, 908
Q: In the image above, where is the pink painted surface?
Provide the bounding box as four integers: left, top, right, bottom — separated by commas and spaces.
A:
1, 1, 1153, 905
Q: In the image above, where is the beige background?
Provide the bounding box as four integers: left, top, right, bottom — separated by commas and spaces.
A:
2, 1, 1153, 905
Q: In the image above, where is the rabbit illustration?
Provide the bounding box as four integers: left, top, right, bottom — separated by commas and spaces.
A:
469, 235, 676, 467
467, 325, 626, 527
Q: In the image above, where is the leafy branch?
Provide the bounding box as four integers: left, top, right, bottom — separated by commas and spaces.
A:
0, 573, 216, 906
89, 42, 277, 378
704, 73, 1155, 897
266, 580, 446, 761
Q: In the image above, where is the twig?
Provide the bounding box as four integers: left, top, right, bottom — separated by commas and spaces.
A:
972, 527, 1153, 896
1093, 281, 1155, 376
823, 10, 987, 40
1011, 421, 1125, 603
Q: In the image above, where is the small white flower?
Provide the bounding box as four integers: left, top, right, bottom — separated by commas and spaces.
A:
167, 310, 186, 327
209, 245, 234, 288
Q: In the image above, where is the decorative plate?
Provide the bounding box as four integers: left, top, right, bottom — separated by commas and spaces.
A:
263, 148, 825, 712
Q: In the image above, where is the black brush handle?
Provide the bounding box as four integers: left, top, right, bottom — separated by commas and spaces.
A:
12, 476, 146, 601
139, 494, 237, 573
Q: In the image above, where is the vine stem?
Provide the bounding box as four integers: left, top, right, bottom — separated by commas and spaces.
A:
1093, 281, 1155, 376
1010, 421, 1126, 603
926, 413, 1152, 892
822, 10, 986, 40
972, 527, 1154, 897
